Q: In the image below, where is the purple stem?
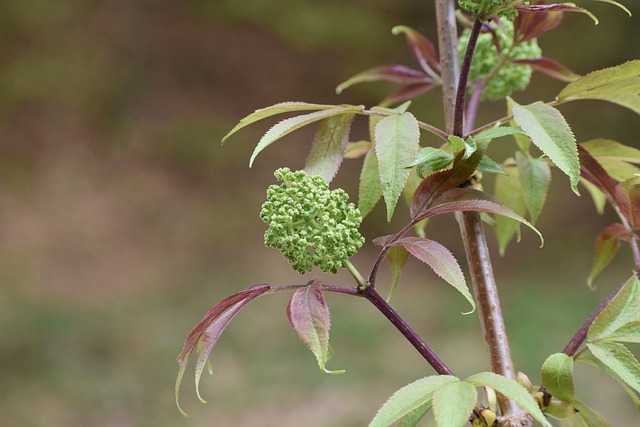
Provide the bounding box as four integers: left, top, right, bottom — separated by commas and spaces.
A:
453, 19, 483, 137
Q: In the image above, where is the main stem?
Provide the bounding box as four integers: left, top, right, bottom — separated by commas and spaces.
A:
437, 8, 530, 423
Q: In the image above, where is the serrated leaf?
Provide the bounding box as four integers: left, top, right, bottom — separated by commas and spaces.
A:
304, 113, 355, 182
394, 237, 475, 313
474, 126, 527, 145
392, 25, 441, 76
587, 341, 640, 394
578, 350, 640, 408
541, 353, 576, 404
175, 284, 271, 416
369, 375, 459, 427
345, 141, 372, 159
513, 57, 580, 82
222, 102, 339, 144
582, 139, 640, 164
580, 93, 640, 115
410, 147, 454, 177
588, 275, 640, 341
398, 402, 433, 427
375, 112, 420, 221
466, 372, 552, 427
386, 245, 409, 302
336, 65, 430, 94
359, 148, 383, 218
432, 379, 477, 427
558, 60, 640, 101
516, 151, 552, 224
249, 105, 363, 167
478, 155, 506, 175
515, 4, 599, 24
493, 165, 526, 255
600, 320, 640, 343
587, 223, 628, 288
287, 281, 343, 374
447, 135, 466, 153
511, 100, 580, 194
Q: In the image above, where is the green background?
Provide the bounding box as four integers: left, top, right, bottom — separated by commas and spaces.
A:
0, 1, 639, 425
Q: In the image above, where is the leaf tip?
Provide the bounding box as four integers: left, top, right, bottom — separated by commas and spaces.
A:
324, 367, 346, 375
391, 25, 406, 36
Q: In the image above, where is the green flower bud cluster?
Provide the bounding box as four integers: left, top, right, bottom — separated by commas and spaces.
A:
458, 0, 527, 20
260, 168, 364, 274
458, 20, 541, 100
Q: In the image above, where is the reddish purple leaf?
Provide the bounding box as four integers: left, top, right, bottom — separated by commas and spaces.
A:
392, 25, 441, 76
512, 57, 580, 82
287, 280, 343, 374
618, 177, 640, 230
588, 222, 630, 287
393, 237, 474, 312
410, 151, 482, 219
380, 82, 437, 107
336, 64, 430, 94
578, 145, 630, 219
514, 2, 564, 42
372, 234, 395, 248
175, 284, 270, 415
515, 4, 598, 24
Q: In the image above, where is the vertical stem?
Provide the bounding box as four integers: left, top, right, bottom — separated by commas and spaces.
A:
435, 0, 459, 133
453, 18, 483, 137
465, 82, 484, 134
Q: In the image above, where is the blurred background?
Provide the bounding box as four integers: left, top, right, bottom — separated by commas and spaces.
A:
0, 1, 638, 426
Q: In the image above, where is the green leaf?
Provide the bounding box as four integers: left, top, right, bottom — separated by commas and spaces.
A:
581, 139, 640, 164
572, 400, 613, 427
600, 320, 640, 343
516, 151, 551, 224
466, 372, 552, 427
249, 105, 363, 167
541, 353, 576, 403
477, 155, 506, 175
473, 126, 526, 145
579, 349, 640, 407
493, 165, 526, 255
587, 223, 628, 288
432, 380, 477, 427
222, 102, 340, 144
591, 0, 632, 16
344, 141, 372, 159
588, 275, 640, 341
558, 60, 640, 101
394, 237, 475, 313
580, 93, 640, 115
304, 113, 355, 182
587, 341, 640, 394
375, 112, 421, 221
287, 281, 344, 374
410, 147, 454, 177
369, 375, 459, 427
581, 178, 607, 214
511, 100, 580, 194
398, 402, 432, 427
359, 148, 383, 217
386, 245, 409, 302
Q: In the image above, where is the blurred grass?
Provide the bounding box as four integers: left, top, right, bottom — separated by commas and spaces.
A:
0, 0, 639, 426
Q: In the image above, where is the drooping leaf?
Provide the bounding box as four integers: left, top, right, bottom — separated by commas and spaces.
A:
579, 349, 640, 410
386, 245, 409, 302
336, 65, 430, 94
618, 176, 640, 229
473, 126, 527, 145
578, 145, 626, 213
511, 100, 580, 194
394, 236, 475, 312
590, 0, 631, 15
359, 148, 383, 217
571, 400, 613, 427
287, 281, 343, 374
579, 93, 640, 115
587, 223, 629, 288
249, 105, 363, 166
516, 151, 552, 224
541, 353, 576, 404
375, 112, 421, 221
581, 178, 607, 214
493, 164, 526, 255
344, 141, 372, 159
380, 82, 438, 107
432, 379, 477, 427
222, 102, 339, 144
513, 57, 580, 82
410, 151, 482, 219
397, 402, 433, 427
391, 25, 441, 75
588, 275, 640, 342
175, 284, 271, 416
581, 139, 640, 164
514, 6, 564, 42
369, 375, 459, 427
514, 4, 599, 24
587, 341, 640, 394
558, 60, 640, 101
304, 113, 355, 182
466, 372, 552, 427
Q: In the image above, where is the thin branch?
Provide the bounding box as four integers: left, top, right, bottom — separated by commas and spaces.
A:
465, 82, 484, 135
453, 18, 483, 137
361, 109, 449, 140
435, 0, 460, 133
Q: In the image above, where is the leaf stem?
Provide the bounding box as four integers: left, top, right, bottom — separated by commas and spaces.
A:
343, 259, 368, 289
453, 18, 483, 137
361, 286, 455, 375
361, 109, 449, 140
